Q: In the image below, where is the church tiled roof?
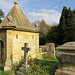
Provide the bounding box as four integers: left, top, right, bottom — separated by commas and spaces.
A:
0, 4, 34, 31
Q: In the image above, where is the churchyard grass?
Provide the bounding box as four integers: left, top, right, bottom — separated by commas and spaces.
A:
0, 70, 12, 75
0, 67, 13, 75
42, 49, 59, 62
55, 49, 59, 54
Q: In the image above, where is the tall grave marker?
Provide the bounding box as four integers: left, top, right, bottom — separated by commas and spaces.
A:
16, 43, 30, 75
46, 43, 55, 59
22, 43, 30, 66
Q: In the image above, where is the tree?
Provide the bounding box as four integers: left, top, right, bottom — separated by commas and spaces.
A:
71, 10, 75, 41
0, 9, 4, 23
38, 20, 51, 36
65, 7, 75, 41
32, 20, 51, 45
38, 20, 51, 45
47, 6, 75, 46
57, 6, 67, 45
47, 25, 58, 46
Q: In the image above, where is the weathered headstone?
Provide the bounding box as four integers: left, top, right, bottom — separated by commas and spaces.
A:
16, 43, 30, 75
46, 43, 55, 59
55, 42, 75, 75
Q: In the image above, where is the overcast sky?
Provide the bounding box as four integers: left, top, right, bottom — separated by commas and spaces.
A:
0, 0, 75, 25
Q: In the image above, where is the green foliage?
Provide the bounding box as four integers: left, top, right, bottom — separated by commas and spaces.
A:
0, 9, 4, 23
39, 20, 51, 36
27, 49, 59, 75
47, 25, 58, 46
0, 70, 12, 75
12, 58, 24, 71
38, 20, 51, 45
12, 57, 33, 71
47, 6, 75, 46
33, 58, 59, 75
57, 6, 67, 45
0, 67, 12, 75
0, 67, 4, 71
42, 50, 59, 63
27, 64, 50, 75
39, 35, 47, 45
55, 49, 59, 54
28, 57, 33, 66
12, 51, 59, 75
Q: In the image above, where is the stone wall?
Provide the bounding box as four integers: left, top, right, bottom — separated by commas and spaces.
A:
39, 46, 47, 53
6, 30, 40, 64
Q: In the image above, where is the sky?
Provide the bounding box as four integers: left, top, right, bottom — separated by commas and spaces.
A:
0, 0, 75, 25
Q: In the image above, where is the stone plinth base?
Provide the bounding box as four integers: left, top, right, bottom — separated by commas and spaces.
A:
16, 64, 29, 75
4, 66, 11, 71
55, 69, 75, 75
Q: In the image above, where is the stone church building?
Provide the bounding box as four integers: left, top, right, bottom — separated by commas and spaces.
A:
0, 1, 41, 71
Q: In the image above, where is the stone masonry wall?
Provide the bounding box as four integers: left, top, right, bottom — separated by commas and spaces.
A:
6, 30, 39, 64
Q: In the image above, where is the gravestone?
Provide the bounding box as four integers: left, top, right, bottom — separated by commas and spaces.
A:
46, 43, 55, 59
16, 43, 30, 75
55, 42, 75, 75
22, 43, 30, 66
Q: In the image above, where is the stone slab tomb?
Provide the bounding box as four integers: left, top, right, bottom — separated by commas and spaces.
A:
55, 42, 75, 75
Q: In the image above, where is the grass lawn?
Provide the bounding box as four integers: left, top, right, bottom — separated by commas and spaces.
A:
0, 70, 12, 75
0, 67, 12, 75
42, 53, 59, 63
42, 49, 59, 63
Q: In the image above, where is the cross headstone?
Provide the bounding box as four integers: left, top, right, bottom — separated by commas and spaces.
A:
22, 43, 30, 65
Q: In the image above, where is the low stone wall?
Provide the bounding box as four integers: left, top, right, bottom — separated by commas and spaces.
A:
39, 46, 47, 53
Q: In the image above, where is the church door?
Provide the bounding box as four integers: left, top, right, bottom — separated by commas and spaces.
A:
0, 41, 4, 63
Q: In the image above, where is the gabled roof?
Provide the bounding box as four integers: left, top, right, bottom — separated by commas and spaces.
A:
0, 4, 34, 31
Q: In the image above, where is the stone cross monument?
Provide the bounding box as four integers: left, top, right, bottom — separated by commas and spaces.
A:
22, 43, 30, 66
16, 43, 30, 75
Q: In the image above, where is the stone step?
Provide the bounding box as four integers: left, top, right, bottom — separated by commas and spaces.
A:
22, 64, 29, 69
19, 67, 27, 74
16, 71, 24, 75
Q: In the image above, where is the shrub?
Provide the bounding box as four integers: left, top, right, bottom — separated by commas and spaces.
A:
28, 57, 33, 66
33, 58, 59, 75
0, 70, 12, 75
27, 64, 50, 75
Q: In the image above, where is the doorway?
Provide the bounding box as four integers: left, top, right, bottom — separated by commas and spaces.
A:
0, 41, 4, 63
